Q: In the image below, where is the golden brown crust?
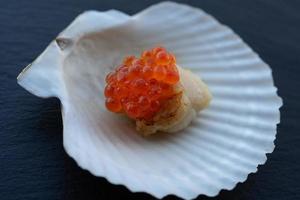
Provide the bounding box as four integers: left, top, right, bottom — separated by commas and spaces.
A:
136, 88, 186, 135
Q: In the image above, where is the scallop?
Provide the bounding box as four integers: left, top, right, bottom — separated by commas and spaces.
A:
136, 67, 212, 135
17, 2, 282, 199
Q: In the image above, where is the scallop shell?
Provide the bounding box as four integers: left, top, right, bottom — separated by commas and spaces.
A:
17, 2, 282, 199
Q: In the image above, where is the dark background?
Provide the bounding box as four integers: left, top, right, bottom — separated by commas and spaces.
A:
0, 0, 299, 199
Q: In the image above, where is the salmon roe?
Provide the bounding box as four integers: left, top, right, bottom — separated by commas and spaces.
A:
104, 46, 179, 120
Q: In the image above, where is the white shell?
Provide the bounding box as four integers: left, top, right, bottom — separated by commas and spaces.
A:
17, 2, 282, 199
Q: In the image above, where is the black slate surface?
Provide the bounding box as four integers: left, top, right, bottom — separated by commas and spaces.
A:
0, 0, 299, 199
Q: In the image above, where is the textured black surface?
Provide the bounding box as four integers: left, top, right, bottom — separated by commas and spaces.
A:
0, 0, 300, 200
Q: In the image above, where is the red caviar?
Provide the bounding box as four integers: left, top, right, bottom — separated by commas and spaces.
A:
104, 46, 179, 120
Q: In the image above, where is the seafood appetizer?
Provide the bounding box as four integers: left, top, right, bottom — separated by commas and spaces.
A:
104, 46, 211, 135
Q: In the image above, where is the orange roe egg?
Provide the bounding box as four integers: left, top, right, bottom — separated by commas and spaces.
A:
128, 64, 142, 76
123, 56, 135, 66
148, 85, 162, 100
156, 51, 169, 65
116, 66, 129, 82
160, 83, 174, 98
146, 58, 156, 67
142, 65, 153, 78
138, 96, 150, 107
105, 72, 116, 83
131, 78, 149, 92
105, 97, 122, 112
153, 65, 167, 80
152, 47, 166, 55
150, 100, 160, 112
104, 46, 180, 120
124, 102, 140, 118
114, 86, 128, 99
164, 70, 179, 84
104, 84, 115, 97
141, 50, 152, 59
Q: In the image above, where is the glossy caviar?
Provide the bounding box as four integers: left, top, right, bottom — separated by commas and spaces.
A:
104, 47, 179, 120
